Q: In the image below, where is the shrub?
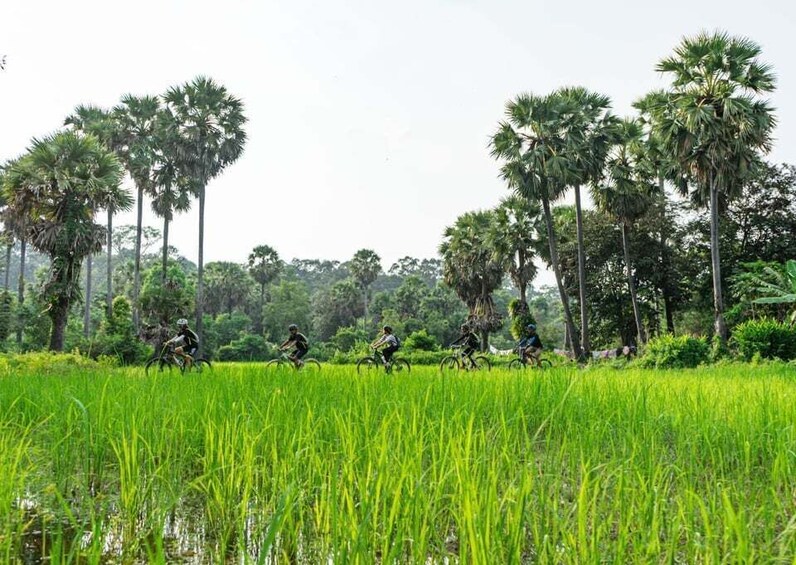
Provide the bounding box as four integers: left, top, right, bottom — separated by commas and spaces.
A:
731, 318, 796, 361
404, 329, 439, 351
331, 326, 369, 352
217, 335, 276, 362
639, 335, 710, 369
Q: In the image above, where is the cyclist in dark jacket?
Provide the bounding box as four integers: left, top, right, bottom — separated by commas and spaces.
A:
450, 323, 480, 368
166, 318, 199, 369
279, 324, 309, 368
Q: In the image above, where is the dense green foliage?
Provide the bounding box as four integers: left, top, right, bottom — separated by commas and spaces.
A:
732, 318, 796, 361
639, 334, 710, 369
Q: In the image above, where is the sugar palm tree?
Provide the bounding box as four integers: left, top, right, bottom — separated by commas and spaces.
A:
112, 94, 161, 329
491, 92, 582, 358
349, 249, 381, 326
651, 31, 776, 341
440, 210, 504, 351
247, 245, 283, 332
487, 195, 541, 308
2, 132, 126, 350
593, 118, 657, 345
554, 86, 618, 356
163, 77, 247, 350
1, 159, 32, 346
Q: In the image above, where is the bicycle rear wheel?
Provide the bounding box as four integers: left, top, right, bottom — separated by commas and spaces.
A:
472, 355, 492, 371
300, 358, 321, 372
356, 357, 378, 374
439, 355, 460, 373
529, 358, 553, 369
390, 359, 411, 374
184, 358, 212, 374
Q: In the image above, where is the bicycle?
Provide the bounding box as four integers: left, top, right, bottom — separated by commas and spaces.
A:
507, 348, 552, 370
356, 348, 411, 375
145, 342, 212, 375
439, 345, 491, 372
265, 350, 321, 371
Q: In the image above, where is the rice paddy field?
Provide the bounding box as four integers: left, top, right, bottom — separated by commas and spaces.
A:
1, 361, 796, 563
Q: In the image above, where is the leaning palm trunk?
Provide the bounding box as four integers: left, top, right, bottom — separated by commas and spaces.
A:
621, 223, 647, 345
16, 238, 26, 346
195, 183, 206, 357
3, 243, 11, 290
84, 255, 92, 338
709, 177, 728, 341
106, 207, 113, 319
573, 185, 590, 356
541, 195, 582, 359
133, 185, 144, 329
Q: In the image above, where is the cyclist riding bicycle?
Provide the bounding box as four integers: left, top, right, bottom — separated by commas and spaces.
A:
165, 318, 199, 369
279, 324, 309, 368
371, 325, 400, 369
518, 323, 543, 368
450, 323, 480, 369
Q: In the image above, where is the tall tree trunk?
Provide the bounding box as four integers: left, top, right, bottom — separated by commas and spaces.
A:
573, 185, 590, 356
363, 287, 369, 328
479, 328, 489, 353
161, 215, 170, 283
258, 282, 266, 334
84, 255, 93, 338
133, 184, 144, 330
15, 238, 26, 347
540, 195, 582, 359
517, 249, 527, 306
709, 178, 727, 341
195, 183, 206, 357
50, 261, 78, 351
107, 207, 113, 319
3, 242, 11, 290
658, 174, 675, 334
621, 223, 647, 345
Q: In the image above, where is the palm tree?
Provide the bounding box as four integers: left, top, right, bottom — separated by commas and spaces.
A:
64, 104, 129, 325
488, 195, 541, 308
555, 86, 618, 357
651, 31, 776, 341
349, 249, 381, 326
163, 77, 247, 352
440, 210, 504, 351
2, 132, 126, 350
490, 92, 582, 359
592, 118, 657, 345
112, 94, 161, 329
1, 160, 32, 346
247, 245, 283, 332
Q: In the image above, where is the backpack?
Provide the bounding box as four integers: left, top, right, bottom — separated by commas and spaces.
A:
394, 335, 401, 349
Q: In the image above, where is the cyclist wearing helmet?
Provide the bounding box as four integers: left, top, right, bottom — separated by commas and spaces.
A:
166, 318, 199, 369
450, 323, 480, 368
279, 324, 309, 368
518, 323, 543, 367
371, 325, 399, 368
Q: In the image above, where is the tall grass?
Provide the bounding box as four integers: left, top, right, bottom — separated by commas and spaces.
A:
0, 362, 795, 561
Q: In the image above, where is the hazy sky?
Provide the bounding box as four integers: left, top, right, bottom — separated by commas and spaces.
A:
2, 0, 795, 284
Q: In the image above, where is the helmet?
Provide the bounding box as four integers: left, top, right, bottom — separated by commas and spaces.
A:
176, 318, 188, 327
383, 325, 393, 333
288, 324, 298, 331
526, 323, 537, 331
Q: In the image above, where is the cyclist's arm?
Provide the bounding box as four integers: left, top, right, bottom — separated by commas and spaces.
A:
371, 336, 386, 348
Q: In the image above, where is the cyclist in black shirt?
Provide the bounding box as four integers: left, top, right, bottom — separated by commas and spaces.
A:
450, 323, 480, 369
279, 324, 309, 368
518, 323, 543, 367
166, 318, 199, 369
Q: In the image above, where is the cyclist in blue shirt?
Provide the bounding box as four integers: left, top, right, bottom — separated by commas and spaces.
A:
518, 323, 543, 367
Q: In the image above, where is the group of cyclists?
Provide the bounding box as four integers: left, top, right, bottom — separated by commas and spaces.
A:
164, 318, 545, 370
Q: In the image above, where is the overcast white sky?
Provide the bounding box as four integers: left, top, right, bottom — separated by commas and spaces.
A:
2, 0, 795, 285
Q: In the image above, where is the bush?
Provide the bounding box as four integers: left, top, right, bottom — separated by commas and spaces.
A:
639, 335, 710, 369
331, 326, 369, 352
731, 318, 796, 362
404, 329, 439, 351
217, 335, 276, 362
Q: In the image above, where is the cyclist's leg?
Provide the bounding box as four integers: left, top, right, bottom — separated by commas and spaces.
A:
294, 348, 307, 367
464, 347, 476, 368
185, 346, 197, 368
383, 345, 397, 366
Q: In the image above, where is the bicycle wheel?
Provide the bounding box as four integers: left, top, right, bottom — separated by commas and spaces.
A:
390, 359, 411, 374
472, 355, 492, 371
265, 359, 284, 369
439, 355, 460, 373
507, 358, 526, 371
145, 357, 175, 375
184, 358, 212, 374
356, 357, 378, 374
529, 358, 553, 369
300, 358, 321, 372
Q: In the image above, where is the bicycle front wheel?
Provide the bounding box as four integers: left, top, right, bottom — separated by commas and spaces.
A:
265, 359, 284, 369
472, 355, 492, 371
356, 357, 378, 374
184, 358, 212, 374
439, 356, 460, 373
390, 359, 411, 374
529, 358, 553, 369
507, 358, 526, 371
145, 356, 175, 375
